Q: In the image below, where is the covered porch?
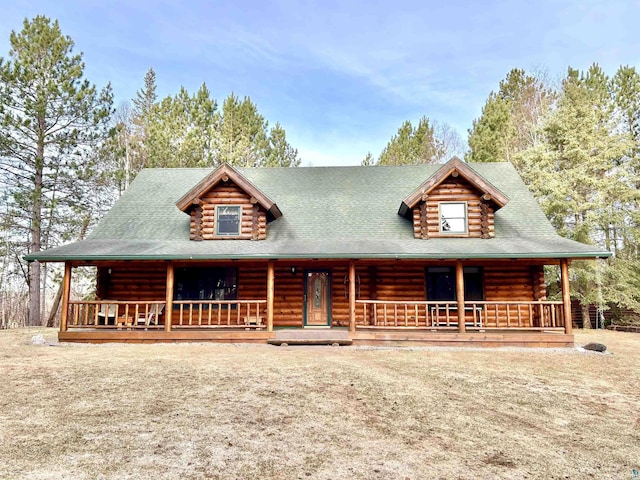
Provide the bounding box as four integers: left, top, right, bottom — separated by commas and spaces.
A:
57, 258, 575, 346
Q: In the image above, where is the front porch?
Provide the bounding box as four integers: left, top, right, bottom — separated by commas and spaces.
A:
58, 257, 574, 346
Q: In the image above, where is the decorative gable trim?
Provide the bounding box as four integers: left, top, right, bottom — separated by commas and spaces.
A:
176, 163, 282, 219
398, 157, 509, 217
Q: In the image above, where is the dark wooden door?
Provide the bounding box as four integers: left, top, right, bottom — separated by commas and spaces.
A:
305, 271, 330, 326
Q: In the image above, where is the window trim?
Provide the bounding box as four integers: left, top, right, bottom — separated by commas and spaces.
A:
439, 201, 468, 235
215, 204, 242, 237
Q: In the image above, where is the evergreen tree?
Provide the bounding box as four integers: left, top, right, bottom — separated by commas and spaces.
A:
468, 68, 552, 164
130, 67, 157, 171
0, 16, 112, 325
377, 116, 445, 165
361, 152, 375, 166
265, 122, 300, 167
215, 93, 270, 166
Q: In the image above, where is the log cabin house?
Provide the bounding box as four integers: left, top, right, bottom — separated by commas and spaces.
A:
28, 157, 610, 346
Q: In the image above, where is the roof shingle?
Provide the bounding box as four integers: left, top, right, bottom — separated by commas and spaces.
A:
27, 162, 610, 261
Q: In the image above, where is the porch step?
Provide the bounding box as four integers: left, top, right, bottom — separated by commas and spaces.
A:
268, 329, 352, 346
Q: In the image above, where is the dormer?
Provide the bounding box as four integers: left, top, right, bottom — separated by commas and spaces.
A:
176, 163, 281, 241
399, 157, 509, 239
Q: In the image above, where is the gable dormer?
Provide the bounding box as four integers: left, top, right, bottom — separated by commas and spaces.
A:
176, 163, 281, 241
399, 157, 509, 239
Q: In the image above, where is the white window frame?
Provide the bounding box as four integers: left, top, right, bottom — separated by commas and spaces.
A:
439, 201, 468, 234
215, 205, 242, 236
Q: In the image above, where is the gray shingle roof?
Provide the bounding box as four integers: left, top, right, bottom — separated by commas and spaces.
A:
28, 162, 610, 261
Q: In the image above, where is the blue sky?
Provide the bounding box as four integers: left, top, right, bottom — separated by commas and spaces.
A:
1, 0, 638, 166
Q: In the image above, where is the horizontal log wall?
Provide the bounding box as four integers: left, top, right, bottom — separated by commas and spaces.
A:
98, 264, 167, 301
481, 263, 543, 327
273, 267, 304, 327
412, 176, 495, 239
190, 180, 267, 240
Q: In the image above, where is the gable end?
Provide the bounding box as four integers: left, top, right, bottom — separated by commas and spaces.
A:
177, 163, 279, 241
411, 175, 496, 239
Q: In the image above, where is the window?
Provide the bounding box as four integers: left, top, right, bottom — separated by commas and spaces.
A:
440, 202, 467, 234
426, 267, 483, 301
174, 267, 238, 301
216, 205, 241, 236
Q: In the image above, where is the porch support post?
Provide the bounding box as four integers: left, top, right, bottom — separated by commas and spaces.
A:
60, 262, 72, 332
456, 260, 465, 333
349, 260, 356, 332
165, 262, 174, 332
560, 259, 572, 335
267, 260, 274, 332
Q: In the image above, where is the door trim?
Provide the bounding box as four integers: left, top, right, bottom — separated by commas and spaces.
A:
303, 269, 332, 327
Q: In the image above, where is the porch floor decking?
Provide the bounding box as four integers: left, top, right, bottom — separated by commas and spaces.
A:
58, 328, 573, 347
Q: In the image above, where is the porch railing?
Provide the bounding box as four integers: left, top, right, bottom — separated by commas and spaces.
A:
355, 300, 565, 330
173, 300, 267, 328
66, 300, 267, 330
67, 301, 166, 329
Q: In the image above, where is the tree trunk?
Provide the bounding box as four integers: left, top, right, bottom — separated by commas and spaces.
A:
28, 119, 45, 326
45, 217, 90, 327
46, 283, 63, 328
581, 302, 592, 329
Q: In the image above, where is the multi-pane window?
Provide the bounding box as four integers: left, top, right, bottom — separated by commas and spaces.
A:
216, 205, 241, 236
174, 267, 238, 301
439, 202, 467, 234
426, 267, 483, 301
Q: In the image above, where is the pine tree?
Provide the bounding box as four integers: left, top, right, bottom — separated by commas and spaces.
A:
265, 122, 300, 167
361, 152, 375, 166
216, 93, 271, 166
468, 68, 552, 164
377, 116, 445, 165
131, 67, 157, 170
0, 16, 112, 325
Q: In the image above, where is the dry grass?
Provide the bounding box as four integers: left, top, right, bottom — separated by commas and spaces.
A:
0, 329, 638, 479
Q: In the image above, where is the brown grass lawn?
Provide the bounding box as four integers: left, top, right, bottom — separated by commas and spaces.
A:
0, 329, 638, 480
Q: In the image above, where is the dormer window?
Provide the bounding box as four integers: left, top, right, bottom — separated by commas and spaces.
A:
177, 163, 281, 241
440, 202, 467, 234
399, 157, 508, 239
216, 205, 241, 236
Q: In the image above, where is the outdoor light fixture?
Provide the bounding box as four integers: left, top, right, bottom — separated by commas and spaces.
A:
291, 266, 296, 275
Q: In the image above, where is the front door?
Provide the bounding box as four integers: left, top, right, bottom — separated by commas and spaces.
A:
305, 271, 330, 326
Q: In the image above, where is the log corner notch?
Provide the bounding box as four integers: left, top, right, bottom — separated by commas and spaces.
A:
191, 199, 203, 241
419, 197, 429, 240
251, 204, 260, 240
480, 197, 491, 239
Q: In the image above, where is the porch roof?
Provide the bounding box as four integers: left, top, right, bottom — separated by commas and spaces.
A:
27, 162, 610, 262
